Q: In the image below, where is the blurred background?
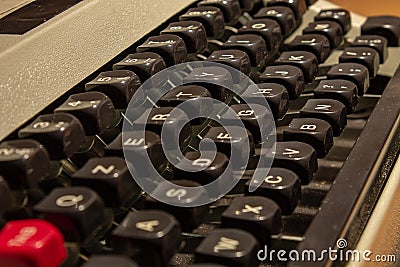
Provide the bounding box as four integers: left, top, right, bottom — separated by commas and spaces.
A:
331, 0, 400, 16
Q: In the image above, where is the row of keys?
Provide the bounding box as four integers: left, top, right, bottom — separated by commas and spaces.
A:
1, 2, 400, 266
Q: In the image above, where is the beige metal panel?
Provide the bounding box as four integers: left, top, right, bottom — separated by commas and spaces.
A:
0, 0, 194, 140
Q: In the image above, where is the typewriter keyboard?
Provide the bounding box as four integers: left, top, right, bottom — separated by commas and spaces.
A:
1, 1, 400, 267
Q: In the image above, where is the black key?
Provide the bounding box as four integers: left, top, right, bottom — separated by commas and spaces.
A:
136, 34, 188, 66
315, 9, 351, 34
306, 0, 317, 6
327, 63, 370, 96
54, 92, 118, 136
221, 196, 281, 244
132, 107, 191, 149
71, 157, 140, 209
299, 99, 347, 136
222, 34, 268, 67
352, 35, 388, 64
266, 0, 306, 21
183, 67, 233, 100
198, 0, 241, 25
220, 104, 273, 143
339, 47, 380, 78
245, 167, 301, 215
206, 49, 251, 77
18, 113, 85, 160
83, 255, 138, 267
34, 186, 110, 242
259, 65, 305, 99
287, 34, 331, 63
173, 151, 229, 185
0, 140, 50, 190
85, 70, 142, 109
238, 0, 254, 11
254, 6, 296, 37
303, 21, 343, 48
113, 52, 166, 82
144, 180, 209, 231
238, 19, 282, 51
242, 83, 289, 120
361, 16, 400, 47
0, 177, 14, 217
203, 126, 255, 168
111, 210, 182, 267
180, 7, 225, 38
274, 51, 318, 83
158, 85, 213, 121
161, 21, 208, 54
106, 131, 166, 177
283, 118, 333, 157
314, 79, 358, 114
195, 228, 259, 267
272, 141, 318, 184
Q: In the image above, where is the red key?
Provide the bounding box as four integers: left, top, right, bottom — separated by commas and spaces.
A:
0, 219, 67, 267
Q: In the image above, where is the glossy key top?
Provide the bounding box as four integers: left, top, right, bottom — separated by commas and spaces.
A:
136, 34, 188, 66
161, 21, 208, 54
113, 52, 166, 82
288, 34, 331, 63
315, 9, 351, 34
221, 196, 282, 244
222, 34, 268, 67
259, 65, 305, 99
198, 0, 241, 25
254, 6, 296, 37
173, 151, 229, 185
274, 51, 318, 83
0, 219, 67, 267
361, 16, 400, 47
180, 7, 225, 38
314, 79, 358, 114
242, 83, 289, 120
207, 50, 251, 77
34, 186, 111, 242
303, 21, 343, 48
144, 180, 209, 231
272, 141, 318, 184
0, 140, 50, 190
195, 228, 259, 267
351, 35, 388, 64
71, 157, 140, 209
85, 70, 142, 109
245, 167, 301, 215
112, 210, 181, 267
18, 113, 86, 160
339, 47, 380, 78
266, 0, 306, 21
158, 85, 214, 121
327, 63, 370, 96
55, 92, 118, 136
283, 117, 334, 157
238, 19, 282, 51
299, 99, 347, 136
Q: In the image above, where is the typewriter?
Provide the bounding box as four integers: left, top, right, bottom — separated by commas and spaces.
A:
0, 0, 399, 266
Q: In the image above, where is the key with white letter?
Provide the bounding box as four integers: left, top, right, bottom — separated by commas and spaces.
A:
144, 180, 209, 231
111, 210, 181, 266
272, 141, 318, 184
221, 196, 282, 243
195, 228, 259, 267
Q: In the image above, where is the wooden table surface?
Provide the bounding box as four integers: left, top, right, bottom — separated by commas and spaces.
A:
329, 0, 400, 16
